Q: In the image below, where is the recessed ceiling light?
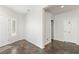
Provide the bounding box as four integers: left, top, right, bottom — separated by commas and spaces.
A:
61, 5, 64, 8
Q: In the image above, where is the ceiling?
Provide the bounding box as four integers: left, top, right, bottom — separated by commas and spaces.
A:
5, 5, 47, 14
45, 5, 79, 15
5, 5, 32, 14
5, 5, 79, 15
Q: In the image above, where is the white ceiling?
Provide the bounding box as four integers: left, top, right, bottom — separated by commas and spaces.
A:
45, 5, 79, 15
5, 5, 32, 14
5, 5, 79, 15
5, 5, 47, 14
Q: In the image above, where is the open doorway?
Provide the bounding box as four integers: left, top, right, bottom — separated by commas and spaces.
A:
51, 20, 54, 42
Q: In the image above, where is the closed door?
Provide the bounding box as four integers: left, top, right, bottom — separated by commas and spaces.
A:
64, 16, 72, 42
64, 16, 78, 43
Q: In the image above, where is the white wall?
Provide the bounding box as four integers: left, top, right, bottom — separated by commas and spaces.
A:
25, 6, 44, 48
17, 15, 26, 40
54, 9, 79, 45
0, 6, 25, 47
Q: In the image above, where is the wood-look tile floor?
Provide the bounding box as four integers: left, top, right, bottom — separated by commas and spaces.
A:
44, 40, 79, 54
0, 40, 79, 54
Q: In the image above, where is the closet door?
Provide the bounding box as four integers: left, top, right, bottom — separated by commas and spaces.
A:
64, 16, 72, 42
64, 16, 78, 43
70, 16, 78, 43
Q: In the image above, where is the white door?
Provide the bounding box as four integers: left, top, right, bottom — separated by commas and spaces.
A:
64, 16, 72, 42
64, 16, 78, 43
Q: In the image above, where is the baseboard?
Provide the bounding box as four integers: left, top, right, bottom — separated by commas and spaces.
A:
0, 38, 24, 48
24, 38, 44, 49
53, 39, 79, 46
44, 40, 51, 48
